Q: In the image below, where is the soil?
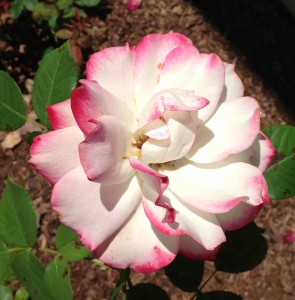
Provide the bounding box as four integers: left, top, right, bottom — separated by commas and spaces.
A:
0, 0, 295, 299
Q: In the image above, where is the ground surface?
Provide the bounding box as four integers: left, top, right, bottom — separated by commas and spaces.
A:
0, 0, 295, 299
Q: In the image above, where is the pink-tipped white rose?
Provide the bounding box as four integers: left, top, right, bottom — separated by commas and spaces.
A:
30, 32, 275, 273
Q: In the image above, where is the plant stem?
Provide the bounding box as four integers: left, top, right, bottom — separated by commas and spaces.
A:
26, 116, 48, 132
194, 269, 217, 300
0, 247, 29, 253
127, 276, 133, 288
38, 247, 59, 255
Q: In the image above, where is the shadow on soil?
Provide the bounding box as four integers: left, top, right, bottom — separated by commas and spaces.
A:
189, 0, 295, 121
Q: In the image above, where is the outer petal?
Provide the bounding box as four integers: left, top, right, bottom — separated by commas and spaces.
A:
162, 159, 267, 214
51, 166, 141, 250
220, 132, 275, 173
79, 115, 134, 185
217, 201, 265, 231
71, 80, 136, 135
47, 99, 76, 130
93, 203, 179, 273
141, 111, 196, 163
187, 97, 260, 163
219, 63, 244, 103
142, 189, 226, 250
157, 45, 225, 123
86, 44, 135, 108
134, 32, 193, 114
29, 126, 84, 184
179, 235, 220, 261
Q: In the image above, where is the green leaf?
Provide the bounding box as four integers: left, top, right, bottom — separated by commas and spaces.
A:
55, 224, 91, 261
15, 287, 29, 300
26, 131, 42, 145
264, 156, 295, 199
23, 0, 38, 11
44, 257, 73, 300
263, 125, 295, 199
198, 291, 242, 300
57, 0, 73, 10
0, 241, 9, 280
0, 71, 26, 131
10, 0, 24, 19
111, 268, 130, 300
33, 3, 58, 19
126, 283, 170, 300
0, 179, 37, 247
263, 125, 295, 156
11, 252, 53, 300
215, 222, 267, 273
74, 0, 101, 7
31, 41, 78, 127
164, 254, 204, 292
0, 285, 13, 300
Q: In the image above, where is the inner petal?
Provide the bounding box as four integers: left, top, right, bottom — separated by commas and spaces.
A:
131, 88, 209, 164
137, 88, 209, 129
141, 110, 196, 164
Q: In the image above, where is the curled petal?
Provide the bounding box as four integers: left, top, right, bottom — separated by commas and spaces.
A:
47, 99, 76, 130
141, 111, 196, 163
134, 32, 193, 114
29, 126, 84, 184
142, 189, 226, 250
187, 97, 260, 163
219, 63, 244, 103
179, 235, 221, 261
52, 166, 141, 250
162, 159, 267, 214
94, 204, 179, 273
138, 88, 209, 128
79, 116, 134, 184
71, 80, 136, 135
86, 44, 136, 108
129, 158, 176, 223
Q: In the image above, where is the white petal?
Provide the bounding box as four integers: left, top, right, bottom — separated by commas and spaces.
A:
86, 45, 136, 109
217, 201, 264, 231
47, 99, 76, 130
141, 111, 196, 163
29, 126, 84, 184
162, 158, 266, 213
94, 203, 179, 273
142, 189, 226, 250
158, 45, 225, 123
71, 80, 136, 135
179, 235, 220, 261
134, 32, 193, 115
187, 97, 260, 163
219, 63, 244, 102
79, 115, 134, 184
52, 166, 141, 250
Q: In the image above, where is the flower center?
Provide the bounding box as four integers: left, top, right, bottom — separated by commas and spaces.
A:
131, 131, 149, 159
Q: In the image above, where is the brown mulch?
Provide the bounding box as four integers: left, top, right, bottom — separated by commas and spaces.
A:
1, 0, 295, 299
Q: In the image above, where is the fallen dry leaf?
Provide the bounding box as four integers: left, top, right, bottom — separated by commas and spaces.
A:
1, 130, 22, 150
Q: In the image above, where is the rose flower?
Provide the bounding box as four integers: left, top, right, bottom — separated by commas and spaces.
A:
30, 32, 275, 273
